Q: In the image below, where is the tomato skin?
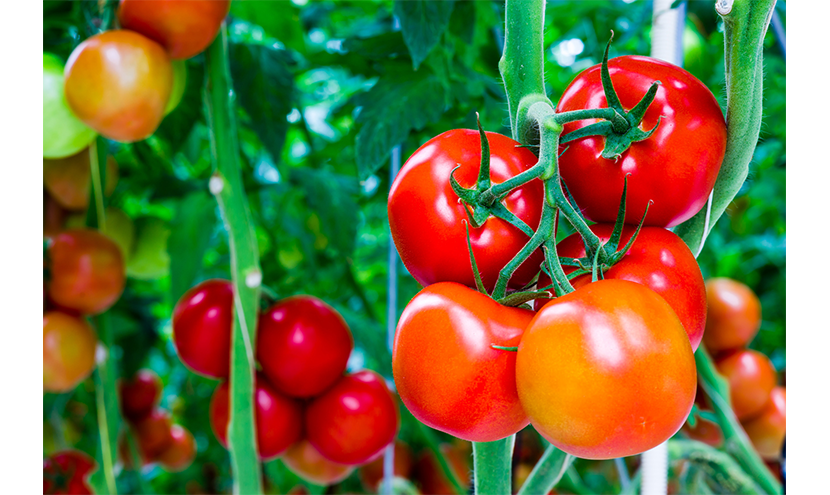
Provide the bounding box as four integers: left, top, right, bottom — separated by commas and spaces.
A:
282, 440, 355, 486
64, 30, 173, 142
172, 279, 233, 379
742, 386, 786, 460
44, 450, 97, 495
43, 312, 98, 393
703, 278, 762, 355
388, 129, 544, 291
517, 279, 697, 459
256, 296, 353, 398
557, 56, 726, 227
305, 370, 399, 465
134, 410, 174, 460
393, 282, 532, 442
157, 424, 196, 472
715, 349, 777, 421
358, 440, 413, 491
118, 0, 230, 60
120, 369, 162, 423
43, 53, 97, 159
43, 149, 118, 211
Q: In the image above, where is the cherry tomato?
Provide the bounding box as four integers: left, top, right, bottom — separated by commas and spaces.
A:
43, 149, 118, 211
256, 296, 353, 398
117, 0, 230, 60
358, 441, 413, 492
209, 372, 303, 460
557, 56, 727, 227
65, 207, 135, 261
133, 410, 174, 460
742, 386, 785, 460
393, 282, 532, 442
282, 440, 355, 486
44, 192, 70, 239
413, 443, 471, 495
43, 53, 96, 159
64, 30, 173, 142
44, 450, 96, 495
120, 369, 162, 423
157, 424, 196, 472
388, 129, 544, 291
517, 279, 697, 459
714, 349, 777, 421
172, 279, 233, 379
44, 312, 98, 393
703, 278, 762, 355
47, 228, 126, 315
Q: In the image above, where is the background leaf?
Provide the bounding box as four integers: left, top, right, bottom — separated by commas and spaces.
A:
394, 0, 456, 69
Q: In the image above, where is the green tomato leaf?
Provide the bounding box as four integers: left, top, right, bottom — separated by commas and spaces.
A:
393, 0, 456, 69
168, 192, 218, 305
291, 168, 359, 257
230, 0, 305, 52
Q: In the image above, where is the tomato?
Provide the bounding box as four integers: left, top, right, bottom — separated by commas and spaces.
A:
64, 30, 173, 142
682, 411, 724, 448
358, 440, 413, 492
256, 296, 353, 398
44, 192, 70, 239
557, 56, 726, 227
282, 440, 355, 486
388, 129, 544, 291
157, 424, 196, 472
43, 149, 118, 211
133, 410, 174, 460
126, 217, 170, 280
43, 53, 96, 159
516, 279, 697, 459
165, 60, 187, 115
209, 372, 303, 460
305, 370, 399, 465
43, 312, 97, 393
47, 229, 126, 315
714, 349, 777, 421
742, 386, 785, 459
172, 279, 233, 379
120, 369, 162, 423
393, 282, 532, 442
413, 443, 471, 495
44, 450, 96, 495
703, 278, 762, 355
536, 224, 706, 350
117, 0, 230, 60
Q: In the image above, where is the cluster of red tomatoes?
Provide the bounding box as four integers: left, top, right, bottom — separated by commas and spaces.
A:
44, 450, 97, 495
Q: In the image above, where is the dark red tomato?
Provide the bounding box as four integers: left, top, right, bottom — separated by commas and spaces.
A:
43, 149, 118, 211
536, 224, 706, 350
282, 440, 355, 486
64, 30, 173, 142
742, 386, 786, 460
209, 372, 303, 460
703, 278, 762, 355
256, 296, 353, 398
172, 279, 233, 379
393, 282, 532, 442
118, 0, 230, 60
714, 349, 777, 421
358, 440, 413, 492
557, 56, 727, 227
133, 409, 174, 460
517, 279, 697, 459
47, 229, 126, 315
44, 450, 96, 495
43, 311, 98, 393
305, 370, 399, 465
413, 443, 472, 495
120, 369, 162, 423
388, 129, 544, 292
157, 424, 196, 472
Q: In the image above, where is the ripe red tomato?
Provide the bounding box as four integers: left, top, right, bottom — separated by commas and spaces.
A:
44, 450, 96, 495
120, 369, 162, 423
413, 443, 472, 495
714, 349, 777, 421
172, 279, 233, 379
47, 229, 126, 315
43, 149, 118, 211
133, 410, 174, 460
157, 424, 196, 472
358, 441, 413, 492
64, 30, 173, 142
257, 296, 353, 398
118, 0, 230, 60
209, 372, 303, 460
43, 312, 98, 393
517, 279, 697, 459
703, 278, 762, 355
388, 129, 544, 291
305, 370, 399, 465
536, 224, 706, 350
393, 282, 532, 442
742, 386, 785, 460
282, 440, 355, 486
557, 56, 726, 227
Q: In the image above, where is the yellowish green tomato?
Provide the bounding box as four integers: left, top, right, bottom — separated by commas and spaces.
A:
127, 217, 171, 280
164, 60, 187, 115
43, 53, 97, 158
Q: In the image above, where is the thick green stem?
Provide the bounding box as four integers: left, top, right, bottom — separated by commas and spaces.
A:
473, 436, 515, 495
517, 445, 574, 495
93, 313, 119, 495
205, 24, 263, 495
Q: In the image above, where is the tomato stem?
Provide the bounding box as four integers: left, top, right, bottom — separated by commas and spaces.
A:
516, 446, 575, 495
473, 436, 515, 495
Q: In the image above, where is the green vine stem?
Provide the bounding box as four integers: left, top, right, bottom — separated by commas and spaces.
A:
204, 24, 264, 495
668, 439, 763, 494
473, 436, 515, 495
516, 446, 575, 495
674, 0, 777, 255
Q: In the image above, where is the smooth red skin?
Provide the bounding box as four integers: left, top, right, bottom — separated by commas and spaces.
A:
682, 412, 724, 448
64, 30, 172, 142
43, 311, 98, 393
715, 349, 777, 421
742, 386, 786, 459
118, 0, 230, 60
703, 278, 762, 355
157, 424, 196, 472
134, 410, 174, 460
393, 282, 532, 442
557, 56, 726, 227
257, 296, 353, 398
388, 129, 544, 292
44, 450, 96, 495
305, 370, 400, 465
536, 224, 706, 350
120, 369, 162, 423
172, 279, 233, 379
48, 229, 126, 315
282, 440, 355, 486
209, 373, 303, 460
414, 444, 471, 495
517, 279, 697, 459
358, 440, 413, 491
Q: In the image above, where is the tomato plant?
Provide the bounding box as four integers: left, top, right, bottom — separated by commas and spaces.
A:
714, 349, 777, 421
157, 424, 197, 472
120, 368, 162, 423
172, 279, 233, 379
742, 386, 785, 460
281, 440, 355, 486
358, 440, 413, 491
43, 53, 96, 159
43, 450, 96, 495
43, 312, 97, 392
703, 278, 762, 355
43, 149, 118, 211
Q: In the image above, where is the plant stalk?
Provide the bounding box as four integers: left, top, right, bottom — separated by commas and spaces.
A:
516, 445, 575, 495
473, 436, 515, 495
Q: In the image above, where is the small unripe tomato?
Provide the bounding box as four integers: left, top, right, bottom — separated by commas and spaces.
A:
703, 278, 762, 355
172, 279, 233, 379
282, 440, 355, 486
742, 386, 786, 460
43, 53, 96, 159
157, 425, 196, 472
714, 349, 777, 421
43, 311, 98, 392
120, 369, 162, 423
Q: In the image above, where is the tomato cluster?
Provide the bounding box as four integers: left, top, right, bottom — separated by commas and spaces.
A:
43, 450, 96, 495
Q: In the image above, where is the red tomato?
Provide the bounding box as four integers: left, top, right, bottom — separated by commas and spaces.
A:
305, 370, 399, 465
517, 279, 697, 459
358, 441, 413, 492
133, 410, 174, 460
172, 279, 233, 379
120, 369, 162, 423
118, 0, 230, 60
209, 372, 302, 460
43, 149, 118, 211
47, 229, 126, 315
282, 440, 355, 486
388, 129, 544, 291
43, 312, 98, 393
742, 386, 786, 459
536, 224, 706, 350
64, 30, 173, 142
703, 278, 762, 355
715, 349, 777, 421
413, 443, 472, 495
44, 450, 96, 495
157, 424, 196, 472
256, 296, 353, 398
393, 282, 532, 442
557, 56, 726, 227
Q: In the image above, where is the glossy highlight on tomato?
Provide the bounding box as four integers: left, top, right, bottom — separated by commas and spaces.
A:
44, 450, 97, 495
172, 279, 233, 379
715, 349, 777, 421
703, 278, 762, 355
43, 312, 98, 393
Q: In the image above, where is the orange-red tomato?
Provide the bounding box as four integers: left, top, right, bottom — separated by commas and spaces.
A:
133, 410, 174, 460
282, 440, 355, 486
413, 443, 471, 495
714, 349, 777, 421
703, 278, 762, 354
358, 441, 413, 492
742, 386, 786, 459
43, 311, 98, 392
157, 425, 196, 472
43, 149, 118, 211
64, 30, 172, 142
